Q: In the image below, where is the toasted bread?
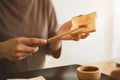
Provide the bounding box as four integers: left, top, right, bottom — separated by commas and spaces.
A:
71, 12, 97, 34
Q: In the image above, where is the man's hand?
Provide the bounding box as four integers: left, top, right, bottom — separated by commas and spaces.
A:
0, 37, 47, 61
56, 21, 89, 41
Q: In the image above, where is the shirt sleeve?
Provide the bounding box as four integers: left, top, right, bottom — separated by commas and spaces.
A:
48, 1, 58, 38
46, 0, 61, 58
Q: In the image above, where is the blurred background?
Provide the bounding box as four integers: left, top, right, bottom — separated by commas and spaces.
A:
44, 0, 120, 68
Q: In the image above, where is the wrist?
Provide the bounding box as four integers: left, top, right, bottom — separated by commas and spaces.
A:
49, 39, 62, 52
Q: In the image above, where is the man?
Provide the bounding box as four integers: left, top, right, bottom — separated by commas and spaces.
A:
0, 0, 89, 75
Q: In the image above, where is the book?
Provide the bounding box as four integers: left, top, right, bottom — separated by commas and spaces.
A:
7, 76, 46, 80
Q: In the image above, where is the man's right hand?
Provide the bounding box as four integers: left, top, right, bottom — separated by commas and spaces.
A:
0, 37, 47, 61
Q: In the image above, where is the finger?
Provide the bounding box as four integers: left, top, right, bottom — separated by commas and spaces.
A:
70, 33, 82, 41
14, 52, 33, 60
16, 52, 32, 57
81, 33, 89, 39
73, 33, 81, 41
62, 35, 75, 40
73, 37, 80, 41
22, 46, 39, 53
19, 56, 26, 60
13, 56, 26, 61
15, 44, 39, 53
6, 52, 30, 61
19, 37, 47, 46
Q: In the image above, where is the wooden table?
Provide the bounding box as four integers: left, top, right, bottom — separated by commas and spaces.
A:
84, 59, 120, 75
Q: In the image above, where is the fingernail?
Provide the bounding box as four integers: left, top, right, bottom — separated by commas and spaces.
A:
34, 47, 39, 52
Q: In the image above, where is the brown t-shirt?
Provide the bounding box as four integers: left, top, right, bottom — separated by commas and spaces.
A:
0, 0, 61, 75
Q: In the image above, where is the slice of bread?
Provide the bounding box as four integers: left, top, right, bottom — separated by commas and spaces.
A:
71, 12, 97, 34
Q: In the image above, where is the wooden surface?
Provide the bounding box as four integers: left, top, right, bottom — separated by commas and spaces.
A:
84, 59, 120, 75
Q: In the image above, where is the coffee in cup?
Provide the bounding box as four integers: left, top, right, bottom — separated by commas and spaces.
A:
77, 66, 101, 80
